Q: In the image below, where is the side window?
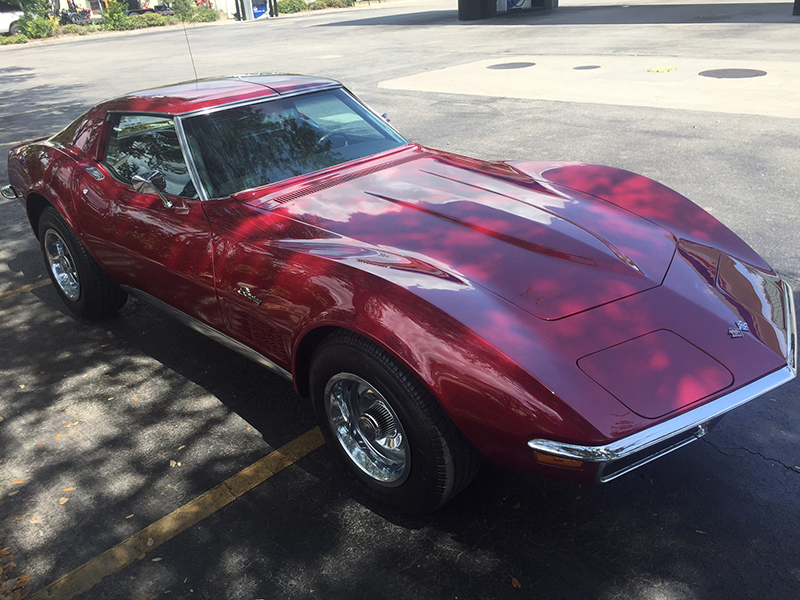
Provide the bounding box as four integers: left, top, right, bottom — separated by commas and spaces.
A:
104, 114, 197, 199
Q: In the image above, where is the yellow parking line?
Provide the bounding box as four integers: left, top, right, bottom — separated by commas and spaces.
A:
0, 280, 51, 301
33, 427, 325, 600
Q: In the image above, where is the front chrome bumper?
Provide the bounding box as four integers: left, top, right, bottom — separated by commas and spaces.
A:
528, 282, 797, 483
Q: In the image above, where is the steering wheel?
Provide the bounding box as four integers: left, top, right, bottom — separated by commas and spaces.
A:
318, 132, 351, 149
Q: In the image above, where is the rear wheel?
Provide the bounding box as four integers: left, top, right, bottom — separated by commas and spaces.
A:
38, 207, 127, 319
9, 22, 19, 36
310, 330, 481, 512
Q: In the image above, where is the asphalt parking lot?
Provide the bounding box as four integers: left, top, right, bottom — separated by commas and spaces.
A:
1, 0, 799, 598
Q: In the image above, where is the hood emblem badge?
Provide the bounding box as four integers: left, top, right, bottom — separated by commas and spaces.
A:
728, 320, 749, 338
238, 286, 263, 306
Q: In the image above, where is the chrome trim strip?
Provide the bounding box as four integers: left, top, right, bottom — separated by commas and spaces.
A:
123, 287, 293, 382
785, 282, 797, 374
176, 83, 343, 119
173, 115, 209, 202
528, 364, 796, 468
597, 426, 707, 483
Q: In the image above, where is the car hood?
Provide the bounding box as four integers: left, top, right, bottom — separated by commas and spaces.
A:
252, 147, 678, 320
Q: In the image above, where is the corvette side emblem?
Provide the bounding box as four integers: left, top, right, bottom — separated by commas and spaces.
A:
728, 320, 749, 338
238, 286, 263, 306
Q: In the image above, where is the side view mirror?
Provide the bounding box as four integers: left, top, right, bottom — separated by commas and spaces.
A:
132, 170, 173, 209
1, 185, 21, 200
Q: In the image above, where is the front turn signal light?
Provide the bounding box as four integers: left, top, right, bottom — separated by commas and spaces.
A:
534, 452, 585, 469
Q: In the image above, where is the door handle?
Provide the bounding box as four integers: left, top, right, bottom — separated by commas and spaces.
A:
85, 167, 104, 181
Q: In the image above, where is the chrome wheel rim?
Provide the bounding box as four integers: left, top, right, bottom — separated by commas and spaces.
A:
324, 373, 409, 485
44, 229, 80, 301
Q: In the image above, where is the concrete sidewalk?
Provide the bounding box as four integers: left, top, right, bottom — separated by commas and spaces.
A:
380, 55, 800, 119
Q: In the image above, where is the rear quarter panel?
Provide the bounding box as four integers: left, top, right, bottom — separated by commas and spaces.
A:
9, 142, 82, 237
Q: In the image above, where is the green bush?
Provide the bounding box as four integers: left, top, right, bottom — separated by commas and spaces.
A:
128, 12, 168, 27
0, 33, 28, 44
16, 0, 52, 38
61, 23, 82, 34
127, 13, 146, 27
102, 0, 131, 30
171, 0, 217, 22
275, 0, 353, 12
144, 11, 169, 25
192, 5, 218, 21
20, 14, 53, 38
171, 0, 193, 20
276, 0, 305, 12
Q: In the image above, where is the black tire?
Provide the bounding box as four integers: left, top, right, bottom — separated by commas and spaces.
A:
310, 330, 481, 513
38, 207, 127, 319
9, 22, 19, 36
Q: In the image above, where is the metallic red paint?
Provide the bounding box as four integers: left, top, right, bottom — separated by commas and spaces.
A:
7, 77, 795, 484
78, 167, 221, 328
98, 76, 337, 116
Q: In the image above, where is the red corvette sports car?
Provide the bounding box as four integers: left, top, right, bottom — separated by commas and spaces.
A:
4, 75, 796, 512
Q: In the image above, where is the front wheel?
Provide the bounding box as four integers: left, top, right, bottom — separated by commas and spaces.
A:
310, 330, 481, 512
38, 207, 127, 319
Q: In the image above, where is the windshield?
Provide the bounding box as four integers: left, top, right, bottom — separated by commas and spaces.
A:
181, 88, 406, 199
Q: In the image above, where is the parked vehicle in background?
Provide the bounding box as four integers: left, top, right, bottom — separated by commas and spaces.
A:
0, 1, 23, 35
127, 3, 173, 15
59, 0, 91, 25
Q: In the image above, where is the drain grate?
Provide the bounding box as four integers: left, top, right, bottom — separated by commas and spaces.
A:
487, 62, 536, 70
699, 69, 767, 79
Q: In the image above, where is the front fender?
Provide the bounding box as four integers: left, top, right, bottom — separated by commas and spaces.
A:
509, 161, 771, 272
284, 254, 606, 475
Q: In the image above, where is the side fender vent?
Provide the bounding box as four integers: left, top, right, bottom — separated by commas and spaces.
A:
226, 303, 288, 364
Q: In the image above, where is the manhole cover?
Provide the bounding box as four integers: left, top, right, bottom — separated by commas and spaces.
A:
699, 68, 767, 79
487, 62, 536, 70
573, 65, 601, 71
